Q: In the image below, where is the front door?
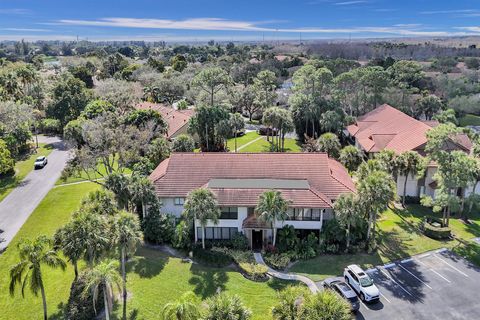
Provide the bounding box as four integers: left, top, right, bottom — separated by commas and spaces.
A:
252, 230, 263, 251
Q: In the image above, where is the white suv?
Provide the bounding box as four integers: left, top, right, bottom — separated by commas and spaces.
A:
344, 264, 380, 303
34, 156, 48, 169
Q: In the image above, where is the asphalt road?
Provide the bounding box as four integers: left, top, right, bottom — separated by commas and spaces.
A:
0, 136, 69, 252
356, 249, 480, 320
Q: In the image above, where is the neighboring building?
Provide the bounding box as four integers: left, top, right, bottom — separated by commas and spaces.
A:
346, 104, 473, 198
137, 102, 195, 139
149, 153, 355, 249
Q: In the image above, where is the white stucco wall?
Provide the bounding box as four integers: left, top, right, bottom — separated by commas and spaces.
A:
196, 207, 248, 230
160, 198, 185, 217
396, 173, 420, 197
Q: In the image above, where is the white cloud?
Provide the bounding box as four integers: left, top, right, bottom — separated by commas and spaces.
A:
1, 28, 49, 32
334, 1, 368, 5
420, 9, 477, 15
0, 8, 31, 15
455, 26, 480, 33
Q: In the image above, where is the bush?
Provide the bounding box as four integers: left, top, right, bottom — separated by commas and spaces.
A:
173, 220, 191, 249
65, 272, 104, 320
277, 225, 298, 253
192, 246, 233, 267
421, 216, 451, 240
212, 248, 254, 264
141, 211, 175, 244
230, 232, 249, 250
264, 253, 291, 270
296, 233, 319, 259
0, 139, 14, 176
205, 292, 252, 320
40, 118, 62, 134
405, 195, 421, 204
239, 262, 268, 281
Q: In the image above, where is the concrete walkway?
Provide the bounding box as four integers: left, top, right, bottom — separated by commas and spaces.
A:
235, 136, 265, 152
254, 252, 319, 293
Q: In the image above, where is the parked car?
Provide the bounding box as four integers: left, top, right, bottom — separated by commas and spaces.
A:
323, 277, 360, 312
34, 156, 48, 169
344, 264, 380, 303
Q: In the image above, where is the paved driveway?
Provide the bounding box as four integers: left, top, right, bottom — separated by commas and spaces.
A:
0, 137, 69, 252
356, 249, 480, 320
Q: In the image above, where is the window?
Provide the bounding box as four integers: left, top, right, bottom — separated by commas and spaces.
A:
174, 197, 185, 206
197, 227, 238, 240
220, 207, 238, 219
286, 208, 322, 221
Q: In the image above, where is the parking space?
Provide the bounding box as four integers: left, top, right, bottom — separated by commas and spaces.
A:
356, 249, 480, 320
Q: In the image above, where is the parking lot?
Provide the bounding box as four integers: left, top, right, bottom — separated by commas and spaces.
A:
355, 248, 480, 320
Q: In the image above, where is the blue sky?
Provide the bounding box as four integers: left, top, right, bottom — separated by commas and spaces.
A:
0, 0, 479, 41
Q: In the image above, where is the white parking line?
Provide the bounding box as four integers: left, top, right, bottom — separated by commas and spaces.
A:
379, 268, 414, 297
379, 292, 391, 304
398, 264, 433, 290
434, 255, 469, 278
418, 252, 431, 259
415, 257, 451, 283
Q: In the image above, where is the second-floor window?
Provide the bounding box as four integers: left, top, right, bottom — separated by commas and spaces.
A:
220, 207, 238, 219
287, 208, 322, 221
174, 197, 185, 206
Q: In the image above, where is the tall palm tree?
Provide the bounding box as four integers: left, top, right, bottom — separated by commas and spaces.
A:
129, 175, 159, 218
334, 193, 360, 251
183, 188, 221, 249
114, 211, 142, 320
54, 222, 83, 280
256, 190, 289, 247
396, 151, 425, 207
162, 291, 200, 320
9, 236, 66, 320
83, 259, 122, 320
230, 112, 245, 152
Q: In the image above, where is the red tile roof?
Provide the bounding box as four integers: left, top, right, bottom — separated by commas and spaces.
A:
150, 153, 355, 208
137, 102, 194, 138
348, 104, 471, 154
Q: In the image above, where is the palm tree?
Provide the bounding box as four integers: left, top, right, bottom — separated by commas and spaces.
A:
357, 170, 397, 247
114, 211, 142, 320
183, 188, 221, 249
300, 290, 351, 320
396, 151, 425, 207
9, 235, 66, 320
71, 210, 112, 267
272, 286, 309, 320
230, 112, 245, 152
83, 259, 122, 320
334, 193, 360, 251
256, 190, 289, 247
205, 292, 252, 320
162, 291, 200, 320
128, 175, 158, 218
54, 222, 82, 280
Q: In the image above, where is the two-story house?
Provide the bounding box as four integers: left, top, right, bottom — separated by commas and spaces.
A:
346, 104, 473, 198
149, 153, 355, 249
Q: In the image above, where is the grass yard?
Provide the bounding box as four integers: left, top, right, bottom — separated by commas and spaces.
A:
239, 136, 302, 153
55, 160, 130, 185
0, 143, 54, 202
290, 204, 480, 281
117, 247, 291, 320
0, 180, 293, 320
226, 131, 261, 151
459, 114, 480, 127
0, 182, 99, 320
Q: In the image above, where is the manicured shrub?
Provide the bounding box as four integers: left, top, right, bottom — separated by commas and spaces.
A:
173, 220, 191, 249
264, 253, 291, 270
65, 272, 104, 320
212, 248, 254, 264
192, 245, 233, 267
296, 233, 319, 259
141, 211, 175, 244
239, 262, 268, 281
277, 225, 298, 253
421, 216, 451, 240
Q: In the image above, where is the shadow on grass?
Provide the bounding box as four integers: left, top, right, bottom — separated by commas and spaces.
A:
128, 247, 168, 279
188, 263, 228, 299
48, 302, 66, 320
266, 277, 294, 291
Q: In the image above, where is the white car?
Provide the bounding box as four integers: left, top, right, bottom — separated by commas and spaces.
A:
344, 264, 380, 303
34, 156, 48, 169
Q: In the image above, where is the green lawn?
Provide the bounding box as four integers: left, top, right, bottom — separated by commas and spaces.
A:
290, 204, 480, 281
0, 180, 293, 320
56, 160, 130, 185
0, 143, 54, 202
239, 137, 302, 153
0, 182, 100, 320
226, 131, 261, 151
117, 247, 291, 320
459, 114, 480, 127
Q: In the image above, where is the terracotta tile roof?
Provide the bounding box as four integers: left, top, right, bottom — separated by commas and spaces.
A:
242, 215, 270, 229
348, 104, 472, 154
150, 153, 354, 208
137, 102, 194, 138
